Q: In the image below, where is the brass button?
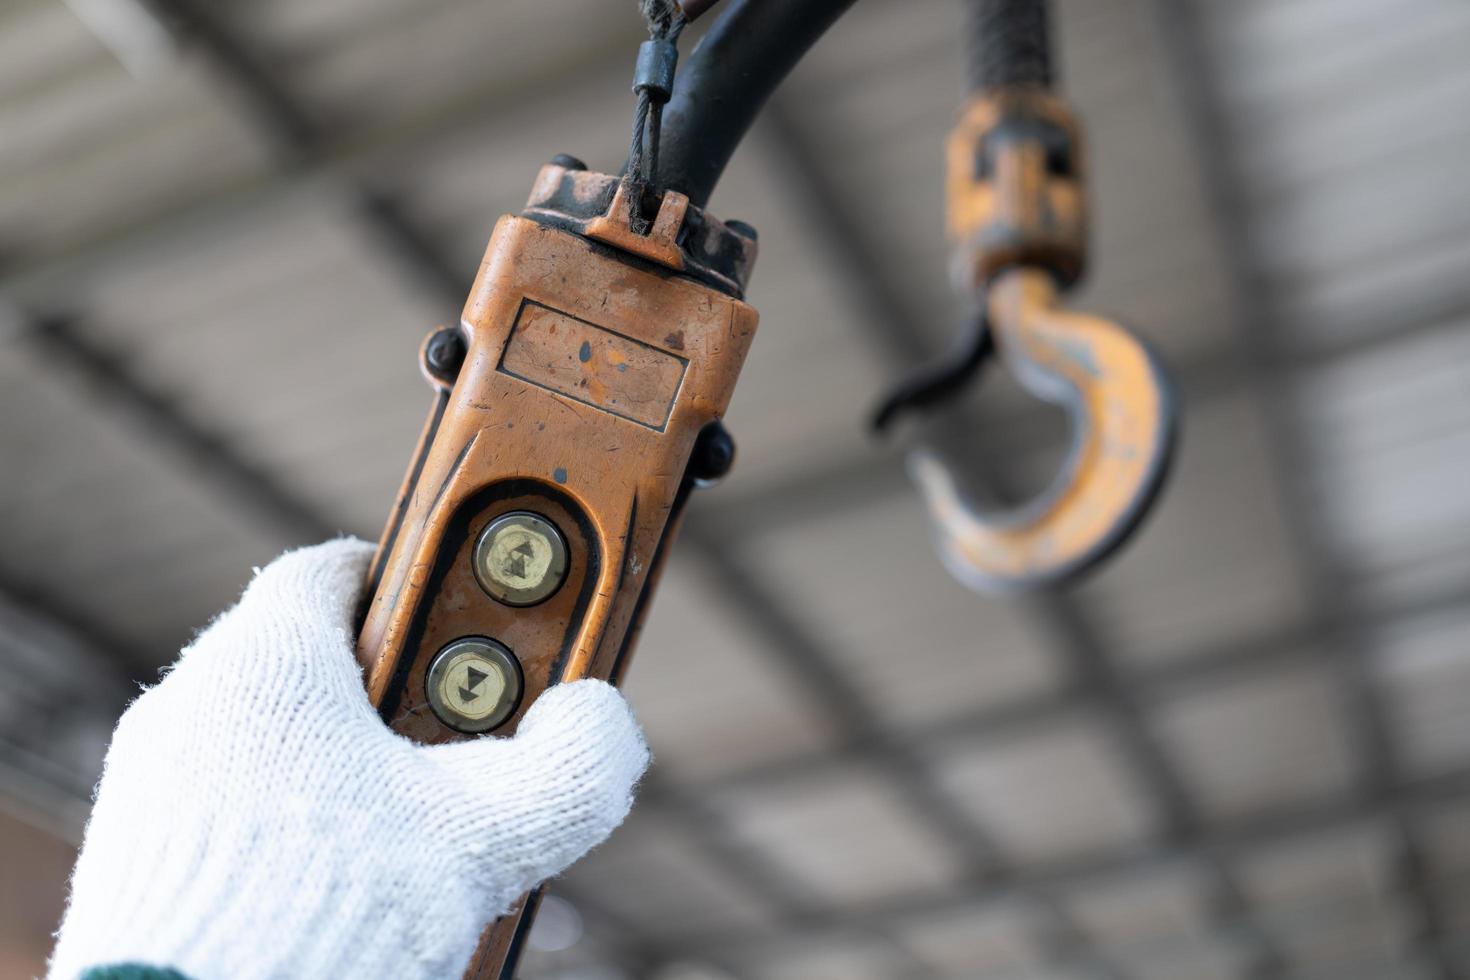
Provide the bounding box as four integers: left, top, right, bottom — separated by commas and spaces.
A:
472, 511, 569, 606
426, 637, 523, 734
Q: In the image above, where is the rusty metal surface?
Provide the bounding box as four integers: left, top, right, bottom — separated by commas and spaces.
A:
923, 81, 1175, 592
910, 267, 1175, 590
523, 165, 758, 298
946, 90, 1088, 289
357, 177, 758, 976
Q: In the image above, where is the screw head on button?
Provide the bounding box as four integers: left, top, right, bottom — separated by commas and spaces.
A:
426, 637, 523, 734
473, 511, 569, 606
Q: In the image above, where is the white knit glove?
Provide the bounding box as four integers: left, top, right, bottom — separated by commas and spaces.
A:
49, 539, 649, 980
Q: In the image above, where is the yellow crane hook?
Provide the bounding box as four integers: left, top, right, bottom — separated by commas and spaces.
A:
880, 87, 1177, 592
909, 266, 1175, 591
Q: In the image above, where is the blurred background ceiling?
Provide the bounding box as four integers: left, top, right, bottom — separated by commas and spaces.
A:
2, 0, 1470, 977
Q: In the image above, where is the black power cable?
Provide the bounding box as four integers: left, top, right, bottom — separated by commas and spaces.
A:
650, 0, 859, 207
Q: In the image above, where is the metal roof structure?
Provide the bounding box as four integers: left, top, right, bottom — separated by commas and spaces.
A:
2, 0, 1469, 977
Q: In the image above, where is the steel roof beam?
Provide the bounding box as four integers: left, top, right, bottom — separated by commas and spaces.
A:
135, 0, 472, 311
18, 312, 338, 545
658, 765, 1470, 961
1144, 2, 1459, 977
757, 90, 1288, 976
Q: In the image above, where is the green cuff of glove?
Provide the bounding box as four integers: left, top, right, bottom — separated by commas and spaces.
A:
80, 967, 192, 980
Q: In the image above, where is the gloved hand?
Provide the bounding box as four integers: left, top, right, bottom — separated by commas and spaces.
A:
48, 539, 649, 980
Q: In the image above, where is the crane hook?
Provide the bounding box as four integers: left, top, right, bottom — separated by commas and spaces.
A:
907, 267, 1175, 592
876, 55, 1177, 592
